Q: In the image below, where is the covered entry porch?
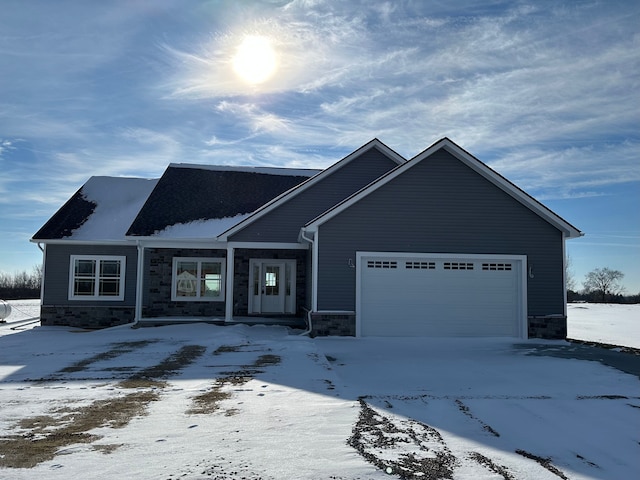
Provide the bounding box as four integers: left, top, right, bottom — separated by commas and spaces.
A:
226, 244, 310, 322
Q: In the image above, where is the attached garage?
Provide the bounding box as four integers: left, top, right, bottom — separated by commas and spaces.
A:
356, 253, 527, 338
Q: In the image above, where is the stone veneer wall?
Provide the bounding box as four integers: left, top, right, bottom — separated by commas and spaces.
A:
527, 315, 567, 339
310, 312, 356, 336
40, 305, 134, 328
233, 249, 308, 316
143, 247, 226, 318
309, 313, 566, 339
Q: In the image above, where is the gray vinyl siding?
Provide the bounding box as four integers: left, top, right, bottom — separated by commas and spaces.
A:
316, 149, 565, 316
229, 147, 399, 243
42, 244, 138, 306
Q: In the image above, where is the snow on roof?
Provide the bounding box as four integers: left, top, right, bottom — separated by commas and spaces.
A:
69, 176, 158, 240
169, 163, 321, 177
150, 214, 250, 239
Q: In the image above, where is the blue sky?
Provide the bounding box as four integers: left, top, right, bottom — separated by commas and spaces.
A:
1, 0, 638, 293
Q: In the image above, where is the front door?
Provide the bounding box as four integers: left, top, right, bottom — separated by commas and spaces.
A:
249, 259, 296, 314
261, 263, 285, 313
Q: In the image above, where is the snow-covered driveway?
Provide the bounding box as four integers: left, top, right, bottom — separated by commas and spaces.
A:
0, 321, 638, 479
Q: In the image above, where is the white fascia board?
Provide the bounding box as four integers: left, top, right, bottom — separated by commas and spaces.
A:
217, 138, 406, 241
133, 238, 228, 249
29, 239, 134, 246
304, 138, 583, 239
227, 241, 309, 250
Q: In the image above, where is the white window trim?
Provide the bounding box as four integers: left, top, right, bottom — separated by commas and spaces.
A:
68, 255, 126, 301
171, 257, 226, 302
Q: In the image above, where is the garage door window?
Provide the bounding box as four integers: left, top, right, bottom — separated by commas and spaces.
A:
367, 260, 398, 269
482, 263, 512, 271
444, 262, 474, 270
405, 261, 435, 269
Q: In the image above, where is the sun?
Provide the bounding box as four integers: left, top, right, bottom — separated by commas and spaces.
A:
232, 35, 277, 85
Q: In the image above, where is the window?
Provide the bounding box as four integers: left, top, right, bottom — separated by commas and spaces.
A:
405, 261, 435, 270
367, 260, 398, 269
172, 257, 225, 301
444, 262, 474, 270
482, 263, 512, 271
69, 255, 126, 301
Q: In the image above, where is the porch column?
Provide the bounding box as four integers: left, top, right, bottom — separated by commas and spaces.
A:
134, 242, 144, 323
225, 245, 234, 322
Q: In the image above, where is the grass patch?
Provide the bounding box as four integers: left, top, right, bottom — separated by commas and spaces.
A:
93, 443, 122, 454
0, 391, 159, 468
187, 349, 281, 415
213, 344, 248, 355
254, 354, 281, 367
59, 341, 157, 374
131, 345, 206, 379
0, 344, 206, 469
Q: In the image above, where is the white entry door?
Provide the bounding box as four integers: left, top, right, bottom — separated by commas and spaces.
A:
249, 259, 296, 314
261, 263, 285, 313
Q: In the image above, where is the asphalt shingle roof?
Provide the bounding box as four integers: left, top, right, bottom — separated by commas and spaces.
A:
124, 165, 317, 236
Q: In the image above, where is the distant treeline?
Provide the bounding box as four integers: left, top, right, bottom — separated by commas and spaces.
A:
0, 267, 42, 300
568, 290, 640, 304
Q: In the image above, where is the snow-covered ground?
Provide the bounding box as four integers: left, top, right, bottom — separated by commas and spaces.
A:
567, 303, 640, 348
0, 302, 638, 479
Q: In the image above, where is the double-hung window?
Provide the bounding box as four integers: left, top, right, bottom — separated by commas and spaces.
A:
172, 257, 225, 301
69, 255, 126, 301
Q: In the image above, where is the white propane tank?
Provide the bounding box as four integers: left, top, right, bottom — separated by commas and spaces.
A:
0, 300, 11, 322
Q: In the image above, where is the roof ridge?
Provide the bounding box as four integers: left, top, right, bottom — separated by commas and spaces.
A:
168, 163, 321, 176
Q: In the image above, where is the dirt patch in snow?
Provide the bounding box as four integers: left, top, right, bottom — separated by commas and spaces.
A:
469, 452, 515, 480
0, 344, 206, 469
348, 398, 457, 479
59, 340, 157, 373
455, 399, 500, 437
515, 449, 569, 479
188, 345, 281, 415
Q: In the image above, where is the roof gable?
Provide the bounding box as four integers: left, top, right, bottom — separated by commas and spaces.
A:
303, 138, 582, 239
218, 138, 406, 240
126, 164, 317, 237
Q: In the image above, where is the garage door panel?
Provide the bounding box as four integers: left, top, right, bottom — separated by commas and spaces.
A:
360, 255, 522, 337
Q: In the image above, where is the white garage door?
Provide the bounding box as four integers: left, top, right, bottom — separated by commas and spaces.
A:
358, 254, 524, 337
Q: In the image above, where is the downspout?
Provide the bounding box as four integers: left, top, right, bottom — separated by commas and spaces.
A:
562, 232, 568, 318
37, 243, 45, 305
299, 229, 315, 336
225, 245, 234, 322
132, 241, 144, 328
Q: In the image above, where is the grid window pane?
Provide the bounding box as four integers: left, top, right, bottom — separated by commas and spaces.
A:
100, 260, 121, 277
75, 259, 95, 277
99, 279, 120, 296
74, 279, 95, 296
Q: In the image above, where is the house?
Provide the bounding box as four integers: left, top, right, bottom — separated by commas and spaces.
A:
31, 138, 582, 339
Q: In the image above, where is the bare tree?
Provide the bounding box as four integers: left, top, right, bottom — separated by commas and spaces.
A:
565, 254, 576, 292
583, 267, 625, 303
0, 265, 42, 299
